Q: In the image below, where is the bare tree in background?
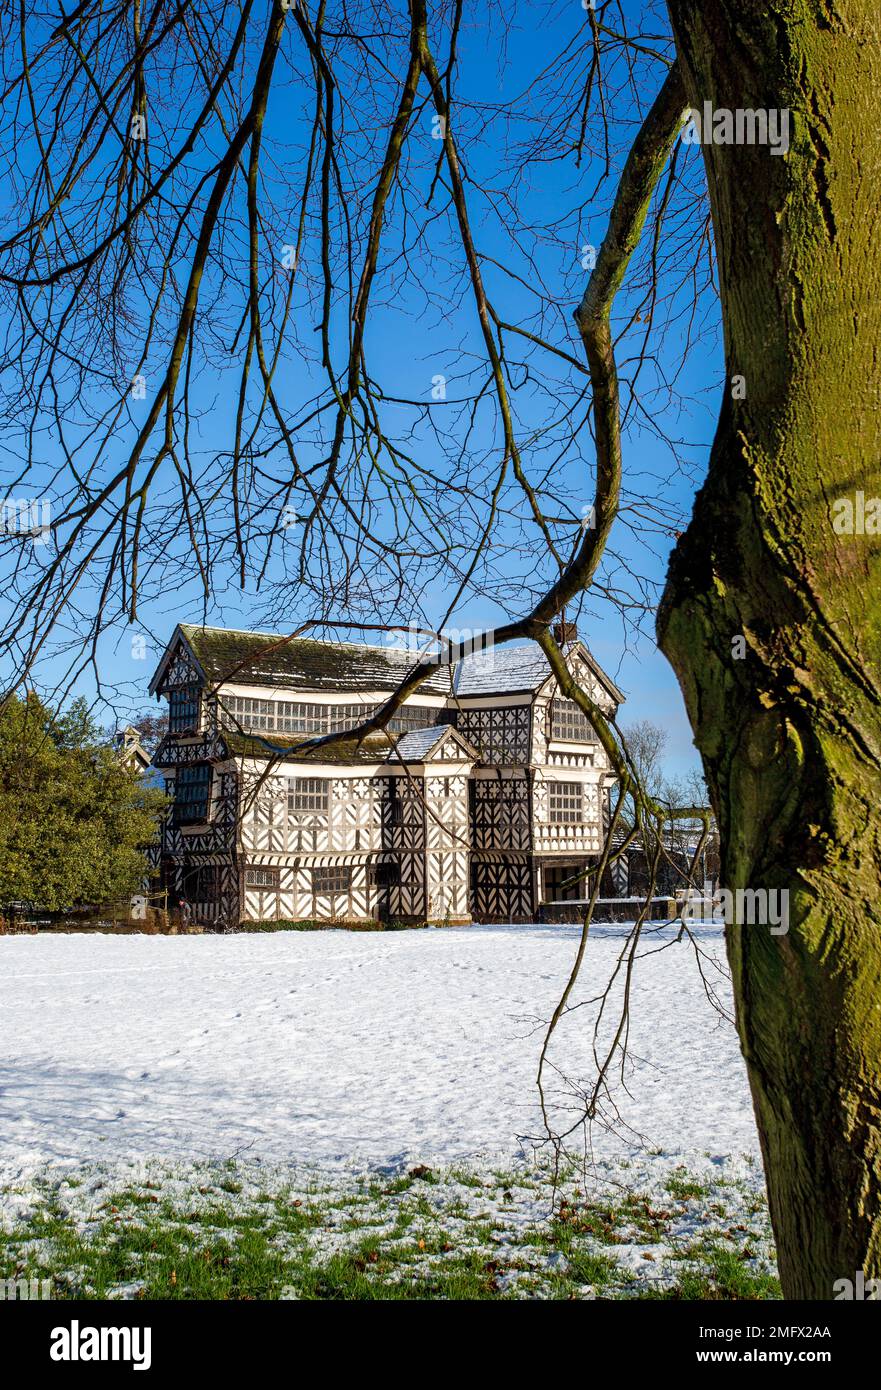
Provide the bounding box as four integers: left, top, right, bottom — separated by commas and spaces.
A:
0, 0, 877, 1297
620, 719, 668, 799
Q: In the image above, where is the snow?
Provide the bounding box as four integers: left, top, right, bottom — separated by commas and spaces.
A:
454, 643, 551, 694
0, 923, 760, 1177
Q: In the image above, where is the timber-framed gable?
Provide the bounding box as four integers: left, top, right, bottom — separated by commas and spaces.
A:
149, 623, 623, 925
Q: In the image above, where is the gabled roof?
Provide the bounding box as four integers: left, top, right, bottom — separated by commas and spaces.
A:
455, 640, 624, 704
214, 722, 477, 767
391, 725, 477, 762
113, 725, 152, 772
149, 624, 623, 705
151, 624, 456, 696
534, 642, 625, 705
454, 644, 552, 696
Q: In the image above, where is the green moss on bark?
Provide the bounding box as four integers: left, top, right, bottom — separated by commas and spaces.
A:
659, 0, 881, 1298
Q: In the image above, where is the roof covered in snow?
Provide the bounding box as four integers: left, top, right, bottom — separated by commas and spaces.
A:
217, 722, 477, 767
392, 726, 448, 759
454, 644, 553, 696
150, 624, 623, 705
173, 624, 456, 695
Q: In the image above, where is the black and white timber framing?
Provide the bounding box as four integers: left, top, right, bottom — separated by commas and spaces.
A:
147, 624, 625, 925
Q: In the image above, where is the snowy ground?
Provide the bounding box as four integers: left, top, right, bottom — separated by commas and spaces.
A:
1, 922, 758, 1173
0, 923, 773, 1298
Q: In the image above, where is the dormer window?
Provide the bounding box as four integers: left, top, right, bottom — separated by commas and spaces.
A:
169, 686, 200, 734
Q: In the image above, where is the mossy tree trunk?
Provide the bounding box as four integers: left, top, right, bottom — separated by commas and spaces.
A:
658, 1, 881, 1298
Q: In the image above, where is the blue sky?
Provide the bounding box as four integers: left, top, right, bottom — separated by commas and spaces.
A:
0, 1, 720, 779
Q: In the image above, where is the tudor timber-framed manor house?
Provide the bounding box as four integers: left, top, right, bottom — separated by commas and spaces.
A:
148, 623, 624, 926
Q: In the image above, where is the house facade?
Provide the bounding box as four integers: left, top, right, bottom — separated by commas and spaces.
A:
148, 624, 624, 926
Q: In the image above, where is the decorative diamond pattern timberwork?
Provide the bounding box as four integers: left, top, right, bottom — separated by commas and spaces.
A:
156, 640, 202, 696
151, 626, 621, 926
455, 705, 530, 764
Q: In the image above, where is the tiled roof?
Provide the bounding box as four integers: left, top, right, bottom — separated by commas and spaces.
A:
160, 624, 622, 704
453, 641, 624, 701
219, 724, 474, 766
392, 726, 447, 759
454, 644, 553, 695
178, 624, 456, 695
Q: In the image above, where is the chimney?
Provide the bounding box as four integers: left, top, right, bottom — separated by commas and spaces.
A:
552, 620, 578, 646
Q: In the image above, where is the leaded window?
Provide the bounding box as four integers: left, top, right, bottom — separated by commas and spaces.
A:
184, 864, 218, 900
369, 860, 401, 887
219, 695, 368, 735
169, 686, 200, 733
173, 763, 212, 823
327, 704, 364, 733
228, 696, 274, 730
312, 866, 351, 894
276, 700, 318, 733
288, 777, 330, 814
386, 704, 444, 732
245, 866, 280, 888
218, 695, 443, 737
548, 780, 583, 823
550, 697, 597, 743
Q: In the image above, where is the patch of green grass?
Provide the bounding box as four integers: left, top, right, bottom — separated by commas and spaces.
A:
665, 1172, 711, 1201
0, 1160, 776, 1302
297, 1247, 503, 1300
646, 1244, 781, 1301
446, 1167, 486, 1189
372, 1175, 414, 1197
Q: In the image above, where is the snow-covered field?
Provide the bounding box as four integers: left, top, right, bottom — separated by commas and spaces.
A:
1, 924, 775, 1298
0, 922, 758, 1175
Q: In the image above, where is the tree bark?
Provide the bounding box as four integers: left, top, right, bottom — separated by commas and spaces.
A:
658, 1, 881, 1298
